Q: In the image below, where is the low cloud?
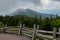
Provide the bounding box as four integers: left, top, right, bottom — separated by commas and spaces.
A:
0, 0, 60, 15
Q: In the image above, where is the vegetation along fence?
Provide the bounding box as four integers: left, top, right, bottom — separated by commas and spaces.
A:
0, 24, 60, 40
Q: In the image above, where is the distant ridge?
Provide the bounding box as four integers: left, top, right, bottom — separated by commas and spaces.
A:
10, 8, 56, 18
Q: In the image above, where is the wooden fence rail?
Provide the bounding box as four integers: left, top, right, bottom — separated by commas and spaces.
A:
18, 24, 60, 40
0, 24, 60, 40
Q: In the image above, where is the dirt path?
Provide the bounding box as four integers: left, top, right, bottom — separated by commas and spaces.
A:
0, 33, 31, 40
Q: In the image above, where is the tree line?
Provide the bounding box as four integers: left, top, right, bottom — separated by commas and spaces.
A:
0, 15, 60, 31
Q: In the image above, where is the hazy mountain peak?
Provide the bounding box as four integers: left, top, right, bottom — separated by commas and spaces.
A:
10, 8, 56, 18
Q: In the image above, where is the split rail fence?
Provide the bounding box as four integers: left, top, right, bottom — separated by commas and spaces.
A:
0, 24, 60, 40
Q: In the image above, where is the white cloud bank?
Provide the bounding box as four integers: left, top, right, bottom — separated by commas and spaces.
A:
0, 0, 60, 15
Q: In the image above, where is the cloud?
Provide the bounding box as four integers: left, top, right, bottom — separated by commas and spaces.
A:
52, 0, 60, 1
0, 0, 17, 15
32, 0, 40, 6
32, 0, 60, 9
0, 0, 60, 15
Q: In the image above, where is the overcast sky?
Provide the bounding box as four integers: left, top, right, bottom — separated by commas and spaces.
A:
0, 0, 60, 15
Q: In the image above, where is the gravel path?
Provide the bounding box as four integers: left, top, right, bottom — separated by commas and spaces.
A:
0, 33, 31, 40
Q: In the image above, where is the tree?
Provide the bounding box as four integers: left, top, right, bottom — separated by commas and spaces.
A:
51, 19, 60, 28
42, 18, 52, 31
34, 14, 38, 25
39, 15, 43, 29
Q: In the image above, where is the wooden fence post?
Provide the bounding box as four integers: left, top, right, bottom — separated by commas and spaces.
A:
5, 24, 8, 33
37, 25, 39, 30
23, 24, 25, 27
2, 24, 4, 32
36, 25, 39, 37
18, 24, 22, 35
2, 24, 8, 33
36, 25, 40, 40
53, 27, 57, 40
32, 24, 37, 40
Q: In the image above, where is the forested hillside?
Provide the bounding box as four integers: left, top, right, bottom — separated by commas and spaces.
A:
0, 15, 59, 31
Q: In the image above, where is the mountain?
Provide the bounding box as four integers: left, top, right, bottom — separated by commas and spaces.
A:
10, 8, 56, 18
